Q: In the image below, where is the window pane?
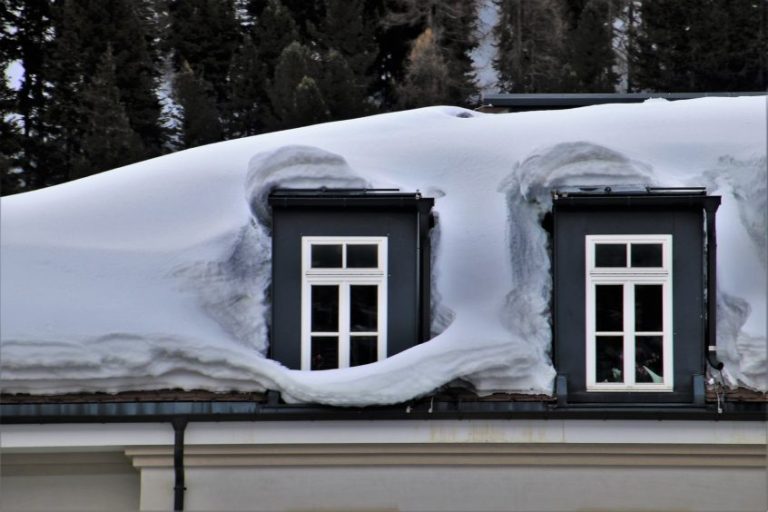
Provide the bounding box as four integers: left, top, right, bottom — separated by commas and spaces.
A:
631, 243, 663, 267
595, 244, 626, 267
636, 336, 663, 383
635, 284, 663, 332
311, 244, 342, 268
311, 285, 338, 332
311, 336, 338, 370
350, 336, 378, 367
350, 285, 378, 332
596, 336, 623, 383
347, 244, 378, 268
596, 285, 623, 332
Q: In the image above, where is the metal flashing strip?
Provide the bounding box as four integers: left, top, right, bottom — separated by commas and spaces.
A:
1, 399, 764, 424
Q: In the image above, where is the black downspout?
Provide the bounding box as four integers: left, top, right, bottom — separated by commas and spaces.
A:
172, 417, 188, 511
705, 198, 724, 371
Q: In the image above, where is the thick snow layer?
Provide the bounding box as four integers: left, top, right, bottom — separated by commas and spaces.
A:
1, 97, 766, 403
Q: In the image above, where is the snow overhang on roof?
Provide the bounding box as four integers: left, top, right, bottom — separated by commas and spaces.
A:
0, 98, 765, 406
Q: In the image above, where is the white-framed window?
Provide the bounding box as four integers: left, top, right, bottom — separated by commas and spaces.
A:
585, 235, 673, 391
301, 236, 387, 370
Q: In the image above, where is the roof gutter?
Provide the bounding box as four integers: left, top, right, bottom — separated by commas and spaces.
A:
1, 398, 764, 424
704, 198, 724, 372
172, 417, 187, 511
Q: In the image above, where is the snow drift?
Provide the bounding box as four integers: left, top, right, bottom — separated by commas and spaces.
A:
1, 97, 766, 404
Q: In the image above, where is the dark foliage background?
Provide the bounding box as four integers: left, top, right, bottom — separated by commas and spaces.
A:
2, 0, 766, 195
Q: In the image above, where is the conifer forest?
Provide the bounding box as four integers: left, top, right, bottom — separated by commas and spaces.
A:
2, 0, 766, 195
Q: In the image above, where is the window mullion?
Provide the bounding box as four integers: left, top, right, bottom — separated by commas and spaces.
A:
586, 280, 596, 388
625, 282, 635, 386
339, 281, 351, 368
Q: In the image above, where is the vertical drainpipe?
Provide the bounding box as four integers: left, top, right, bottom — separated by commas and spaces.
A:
172, 417, 188, 511
705, 198, 724, 371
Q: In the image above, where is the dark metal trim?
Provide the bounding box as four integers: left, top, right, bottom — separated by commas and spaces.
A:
704, 199, 724, 371
552, 194, 720, 209
1, 399, 764, 424
172, 417, 187, 511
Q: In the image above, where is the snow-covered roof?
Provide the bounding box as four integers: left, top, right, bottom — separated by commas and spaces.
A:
1, 97, 766, 405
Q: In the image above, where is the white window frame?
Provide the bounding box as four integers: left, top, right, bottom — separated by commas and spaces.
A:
301, 236, 388, 370
585, 234, 673, 391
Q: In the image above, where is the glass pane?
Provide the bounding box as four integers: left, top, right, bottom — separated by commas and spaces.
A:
347, 244, 378, 268
635, 285, 663, 332
311, 336, 338, 370
631, 243, 663, 267
596, 285, 623, 332
350, 285, 377, 332
311, 285, 338, 332
596, 336, 623, 383
595, 243, 626, 267
636, 336, 663, 383
311, 244, 342, 268
350, 336, 378, 367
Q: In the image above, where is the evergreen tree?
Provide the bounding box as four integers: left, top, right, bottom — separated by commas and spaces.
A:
630, 0, 767, 92
224, 35, 268, 137
311, 0, 376, 79
106, 0, 167, 156
42, 0, 89, 188
75, 47, 145, 179
249, 0, 300, 78
320, 49, 371, 119
174, 62, 223, 148
292, 76, 330, 126
493, 0, 568, 92
383, 0, 479, 107
48, 0, 166, 156
0, 46, 22, 195
564, 0, 618, 91
396, 28, 451, 108
267, 42, 330, 129
368, 0, 425, 109
2, 0, 58, 192
168, 0, 241, 104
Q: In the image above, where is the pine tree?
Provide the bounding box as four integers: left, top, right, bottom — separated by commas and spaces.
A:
320, 49, 371, 119
106, 0, 167, 156
493, 0, 568, 92
42, 0, 90, 188
267, 42, 330, 129
564, 0, 618, 92
3, 0, 59, 192
292, 76, 330, 127
629, 0, 767, 92
311, 0, 376, 79
75, 47, 145, 179
383, 0, 479, 107
0, 54, 22, 195
396, 28, 451, 108
174, 62, 223, 148
168, 0, 241, 105
225, 35, 268, 137
48, 0, 166, 157
249, 0, 300, 78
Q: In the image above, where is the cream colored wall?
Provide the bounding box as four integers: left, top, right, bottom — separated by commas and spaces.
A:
2, 420, 766, 512
0, 452, 139, 512
177, 465, 764, 512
